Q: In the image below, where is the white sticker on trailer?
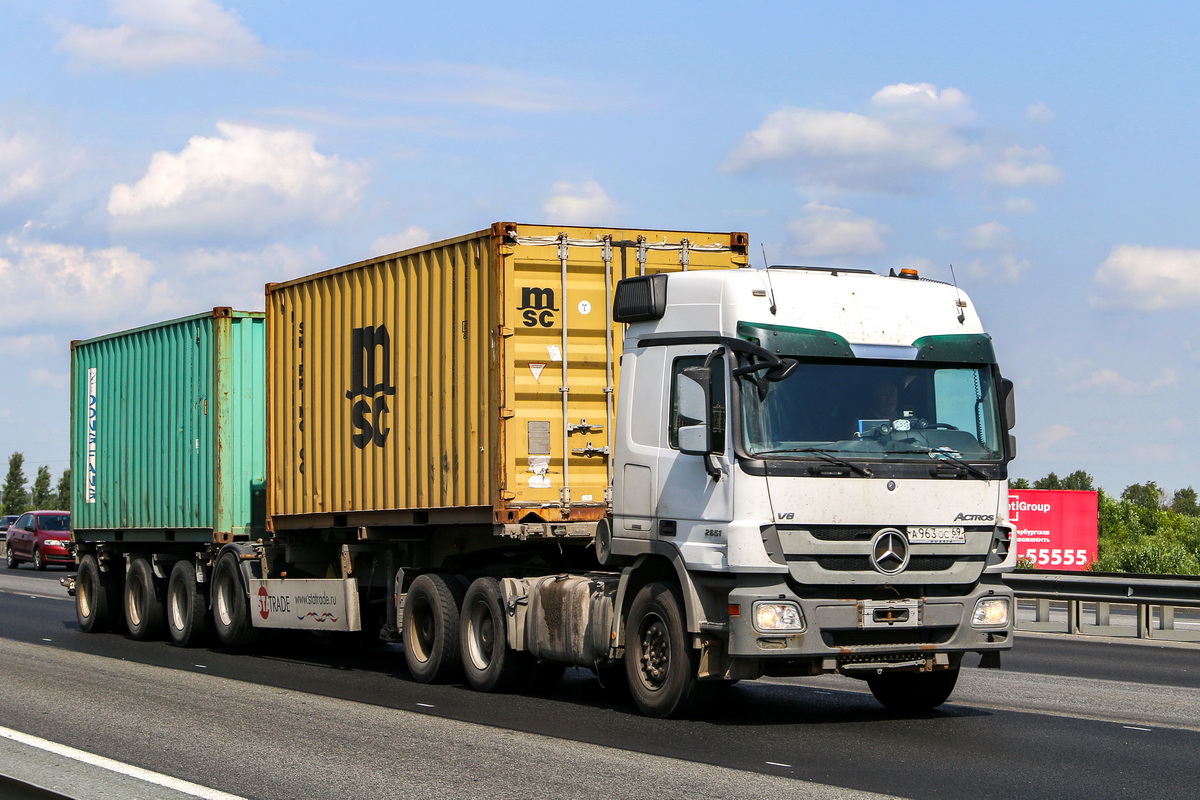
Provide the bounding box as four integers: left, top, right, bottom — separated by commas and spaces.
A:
249, 578, 361, 631
86, 367, 97, 504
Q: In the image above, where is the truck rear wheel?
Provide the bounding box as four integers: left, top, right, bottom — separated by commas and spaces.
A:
403, 574, 465, 683
167, 559, 210, 647
867, 668, 959, 713
212, 552, 258, 646
76, 553, 121, 633
124, 557, 165, 640
624, 581, 707, 718
460, 577, 532, 692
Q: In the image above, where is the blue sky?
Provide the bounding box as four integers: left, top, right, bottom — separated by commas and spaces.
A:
1, 1, 1197, 497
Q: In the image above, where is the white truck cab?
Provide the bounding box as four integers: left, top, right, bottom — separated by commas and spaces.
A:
608, 265, 1016, 715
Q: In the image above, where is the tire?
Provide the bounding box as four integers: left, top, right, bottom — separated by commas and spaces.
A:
76, 553, 121, 633
124, 557, 165, 640
867, 668, 959, 713
6, 543, 17, 569
460, 577, 532, 692
402, 573, 465, 683
167, 559, 210, 647
33, 547, 45, 571
624, 581, 708, 718
212, 552, 258, 646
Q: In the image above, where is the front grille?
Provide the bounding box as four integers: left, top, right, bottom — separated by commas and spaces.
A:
825, 627, 956, 648
807, 555, 959, 572
807, 526, 876, 542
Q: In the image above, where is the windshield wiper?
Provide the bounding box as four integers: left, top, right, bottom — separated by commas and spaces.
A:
752, 447, 873, 478
883, 446, 991, 480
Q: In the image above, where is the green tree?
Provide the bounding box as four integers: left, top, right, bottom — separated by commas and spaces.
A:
1122, 482, 1164, 510
54, 469, 71, 513
1033, 472, 1062, 490
1010, 477, 1031, 489
1, 452, 28, 516
30, 465, 54, 509
1171, 486, 1199, 517
1061, 470, 1095, 491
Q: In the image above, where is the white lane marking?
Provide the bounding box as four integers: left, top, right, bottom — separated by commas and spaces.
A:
765, 761, 792, 768
1123, 726, 1152, 732
0, 725, 249, 800
416, 703, 435, 708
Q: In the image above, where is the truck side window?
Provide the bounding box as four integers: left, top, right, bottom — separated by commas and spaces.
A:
669, 355, 726, 453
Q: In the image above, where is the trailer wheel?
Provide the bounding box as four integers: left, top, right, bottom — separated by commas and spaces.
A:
76, 553, 121, 633
212, 552, 258, 646
624, 581, 707, 718
124, 557, 165, 640
167, 559, 210, 647
460, 577, 531, 692
402, 573, 464, 683
867, 668, 959, 713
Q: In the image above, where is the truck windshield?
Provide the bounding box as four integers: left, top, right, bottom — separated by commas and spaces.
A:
738, 358, 1004, 462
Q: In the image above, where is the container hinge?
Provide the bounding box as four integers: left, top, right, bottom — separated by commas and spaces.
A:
500, 408, 515, 419
679, 238, 690, 271
560, 487, 571, 505
571, 443, 610, 458
567, 419, 603, 434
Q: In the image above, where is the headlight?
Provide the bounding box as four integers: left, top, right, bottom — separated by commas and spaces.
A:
44, 539, 67, 548
753, 601, 806, 632
972, 597, 1010, 627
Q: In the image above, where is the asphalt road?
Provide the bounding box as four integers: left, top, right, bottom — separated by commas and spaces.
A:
1, 565, 1198, 800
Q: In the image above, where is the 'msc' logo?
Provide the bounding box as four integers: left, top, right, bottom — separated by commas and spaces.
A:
345, 325, 396, 448
519, 287, 558, 328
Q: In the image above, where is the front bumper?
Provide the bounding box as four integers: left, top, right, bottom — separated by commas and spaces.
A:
724, 575, 1012, 673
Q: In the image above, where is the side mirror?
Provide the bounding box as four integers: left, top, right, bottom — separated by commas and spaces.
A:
1001, 378, 1016, 431
678, 424, 708, 456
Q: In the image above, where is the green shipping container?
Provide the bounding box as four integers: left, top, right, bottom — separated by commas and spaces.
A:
70, 308, 266, 542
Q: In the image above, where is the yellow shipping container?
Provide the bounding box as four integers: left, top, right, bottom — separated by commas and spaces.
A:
265, 222, 748, 533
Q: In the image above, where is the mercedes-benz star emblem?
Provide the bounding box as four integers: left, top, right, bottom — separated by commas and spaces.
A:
871, 529, 910, 575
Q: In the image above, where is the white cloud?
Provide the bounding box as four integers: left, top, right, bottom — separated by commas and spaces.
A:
1070, 368, 1176, 396
542, 179, 618, 225
787, 201, 888, 258
30, 368, 69, 390
985, 145, 1062, 187
108, 123, 368, 240
1035, 424, 1075, 454
1025, 103, 1055, 124
724, 83, 985, 194
965, 221, 1011, 251
59, 0, 265, 72
1003, 196, 1038, 215
0, 333, 57, 358
1091, 244, 1200, 311
0, 236, 181, 334
371, 227, 431, 257
959, 253, 1031, 284
179, 243, 326, 310
0, 132, 46, 204
869, 83, 970, 117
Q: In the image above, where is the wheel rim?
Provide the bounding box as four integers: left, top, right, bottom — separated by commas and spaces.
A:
636, 612, 671, 690
465, 600, 495, 671
34, 550, 42, 568
407, 596, 435, 663
127, 574, 143, 627
215, 574, 234, 627
78, 570, 94, 618
169, 582, 186, 631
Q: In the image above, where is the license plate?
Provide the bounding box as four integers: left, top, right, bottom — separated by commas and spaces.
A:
907, 525, 965, 544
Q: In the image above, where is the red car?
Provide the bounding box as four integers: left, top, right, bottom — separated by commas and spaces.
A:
6, 511, 72, 570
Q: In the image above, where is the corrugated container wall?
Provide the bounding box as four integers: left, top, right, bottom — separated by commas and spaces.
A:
70, 309, 267, 542
266, 223, 747, 529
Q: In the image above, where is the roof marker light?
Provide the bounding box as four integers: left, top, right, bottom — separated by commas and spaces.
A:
898, 268, 920, 280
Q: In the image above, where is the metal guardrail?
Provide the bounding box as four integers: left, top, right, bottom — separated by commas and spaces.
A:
1003, 570, 1200, 641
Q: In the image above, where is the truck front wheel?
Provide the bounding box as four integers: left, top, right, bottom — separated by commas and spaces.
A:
624, 581, 707, 718
867, 668, 959, 713
403, 574, 465, 683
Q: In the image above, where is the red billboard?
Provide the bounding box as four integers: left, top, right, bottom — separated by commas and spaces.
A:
1008, 489, 1099, 571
